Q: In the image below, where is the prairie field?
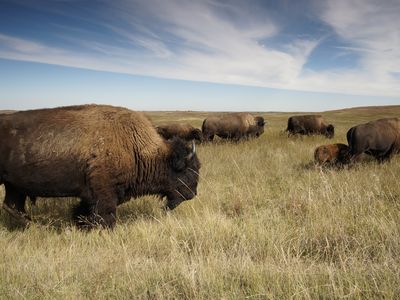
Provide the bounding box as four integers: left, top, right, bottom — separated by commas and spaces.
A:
1, 106, 400, 299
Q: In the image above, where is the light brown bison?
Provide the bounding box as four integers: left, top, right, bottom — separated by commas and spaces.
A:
156, 123, 202, 142
314, 143, 350, 166
347, 118, 400, 162
202, 113, 265, 142
0, 104, 200, 228
286, 115, 334, 138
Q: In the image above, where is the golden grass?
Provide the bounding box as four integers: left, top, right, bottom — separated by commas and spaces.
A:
1, 106, 400, 299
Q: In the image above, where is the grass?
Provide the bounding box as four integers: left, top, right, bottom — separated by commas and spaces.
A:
1, 106, 400, 299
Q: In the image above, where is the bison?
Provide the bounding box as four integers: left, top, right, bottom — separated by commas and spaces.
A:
0, 104, 201, 228
156, 123, 202, 142
314, 143, 350, 166
346, 118, 400, 162
286, 115, 334, 138
202, 113, 265, 142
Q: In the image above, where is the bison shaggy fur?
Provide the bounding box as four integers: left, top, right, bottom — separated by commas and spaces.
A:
347, 117, 400, 163
156, 123, 202, 142
202, 113, 265, 142
287, 115, 334, 138
0, 104, 201, 228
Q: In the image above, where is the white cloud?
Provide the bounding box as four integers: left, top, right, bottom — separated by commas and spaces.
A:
0, 34, 47, 53
0, 0, 399, 97
302, 0, 400, 96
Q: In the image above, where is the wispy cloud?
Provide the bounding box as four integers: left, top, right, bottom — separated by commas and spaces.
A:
0, 34, 47, 53
0, 0, 399, 97
301, 0, 400, 96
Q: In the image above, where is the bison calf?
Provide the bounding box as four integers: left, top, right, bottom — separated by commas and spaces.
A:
314, 143, 350, 166
0, 104, 201, 228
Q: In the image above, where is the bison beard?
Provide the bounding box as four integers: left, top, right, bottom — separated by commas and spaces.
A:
0, 105, 200, 229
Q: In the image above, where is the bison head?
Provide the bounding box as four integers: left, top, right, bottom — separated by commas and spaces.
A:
190, 128, 203, 142
165, 138, 200, 210
248, 116, 265, 138
255, 116, 265, 127
255, 116, 265, 137
325, 124, 335, 139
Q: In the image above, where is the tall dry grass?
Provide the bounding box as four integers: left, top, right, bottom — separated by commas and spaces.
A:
1, 107, 400, 299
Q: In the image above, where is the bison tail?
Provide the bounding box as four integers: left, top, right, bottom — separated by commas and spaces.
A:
201, 119, 207, 133
346, 126, 365, 162
201, 119, 213, 142
286, 117, 293, 132
346, 127, 355, 155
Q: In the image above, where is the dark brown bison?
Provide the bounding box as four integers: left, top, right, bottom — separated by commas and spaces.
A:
286, 115, 334, 138
314, 143, 350, 166
0, 104, 200, 228
202, 113, 265, 142
156, 123, 202, 142
347, 118, 400, 162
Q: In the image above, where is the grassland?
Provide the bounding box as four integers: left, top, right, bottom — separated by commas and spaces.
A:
1, 106, 400, 299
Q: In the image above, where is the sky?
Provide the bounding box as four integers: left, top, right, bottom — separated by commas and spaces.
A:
0, 0, 399, 112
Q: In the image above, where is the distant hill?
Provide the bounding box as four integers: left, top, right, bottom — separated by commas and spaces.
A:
328, 105, 400, 113
0, 110, 16, 114
1, 105, 399, 115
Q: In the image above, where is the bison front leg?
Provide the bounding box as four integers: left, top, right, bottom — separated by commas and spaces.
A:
75, 191, 117, 229
91, 195, 117, 229
82, 169, 118, 228
230, 131, 240, 142
74, 197, 117, 229
80, 156, 121, 228
72, 199, 93, 228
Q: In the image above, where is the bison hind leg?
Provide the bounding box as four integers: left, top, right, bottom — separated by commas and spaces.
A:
3, 183, 31, 224
376, 152, 393, 163
380, 144, 396, 163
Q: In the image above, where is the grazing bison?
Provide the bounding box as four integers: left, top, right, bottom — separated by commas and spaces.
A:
156, 123, 202, 142
286, 115, 334, 138
347, 118, 400, 162
202, 113, 265, 142
314, 143, 350, 166
0, 104, 200, 228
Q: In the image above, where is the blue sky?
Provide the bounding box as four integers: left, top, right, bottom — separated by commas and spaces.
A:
0, 0, 399, 111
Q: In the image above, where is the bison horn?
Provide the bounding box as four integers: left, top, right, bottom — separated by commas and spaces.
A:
187, 140, 196, 160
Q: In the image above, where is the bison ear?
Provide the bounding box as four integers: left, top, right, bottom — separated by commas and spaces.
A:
170, 138, 195, 171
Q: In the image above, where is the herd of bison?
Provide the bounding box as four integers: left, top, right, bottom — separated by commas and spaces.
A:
0, 104, 399, 228
158, 111, 399, 165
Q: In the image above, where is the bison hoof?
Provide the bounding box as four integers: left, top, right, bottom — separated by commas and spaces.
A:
2, 203, 32, 225
74, 214, 116, 230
